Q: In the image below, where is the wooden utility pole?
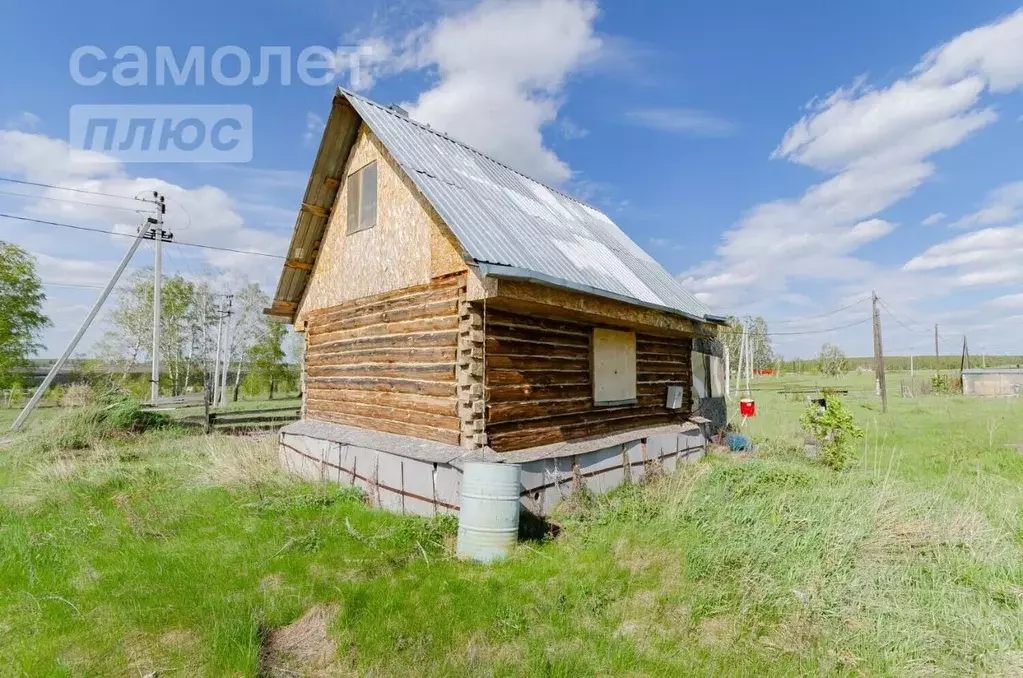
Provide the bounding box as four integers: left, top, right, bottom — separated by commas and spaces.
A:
934, 323, 940, 371
872, 292, 888, 413
960, 336, 970, 372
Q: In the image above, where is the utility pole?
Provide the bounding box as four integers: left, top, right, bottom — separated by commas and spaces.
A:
12, 217, 151, 431
910, 354, 914, 378
218, 295, 234, 408
143, 192, 171, 403
934, 323, 940, 372
960, 336, 970, 373
872, 291, 888, 413
212, 296, 225, 407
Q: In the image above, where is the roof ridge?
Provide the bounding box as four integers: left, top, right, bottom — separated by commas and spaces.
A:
338, 87, 610, 217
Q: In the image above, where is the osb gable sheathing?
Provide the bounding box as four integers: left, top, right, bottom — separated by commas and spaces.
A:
296, 125, 467, 324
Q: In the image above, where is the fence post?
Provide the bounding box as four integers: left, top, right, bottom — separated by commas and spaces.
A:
203, 383, 212, 435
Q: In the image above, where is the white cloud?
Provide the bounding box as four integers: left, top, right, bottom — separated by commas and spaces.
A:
0, 129, 293, 354
303, 111, 325, 146
559, 118, 589, 140
4, 111, 41, 131
921, 211, 946, 226
624, 107, 734, 137
903, 224, 1023, 287
950, 180, 1023, 228
340, 0, 604, 185
988, 293, 1023, 309
688, 9, 1023, 315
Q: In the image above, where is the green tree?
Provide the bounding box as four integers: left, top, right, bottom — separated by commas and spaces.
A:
817, 342, 847, 376
247, 320, 289, 400
0, 242, 50, 388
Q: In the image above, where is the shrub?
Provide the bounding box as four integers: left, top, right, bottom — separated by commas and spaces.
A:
26, 397, 169, 453
799, 397, 864, 470
61, 383, 96, 408
931, 373, 953, 393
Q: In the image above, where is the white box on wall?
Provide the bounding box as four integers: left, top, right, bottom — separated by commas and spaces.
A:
666, 385, 684, 409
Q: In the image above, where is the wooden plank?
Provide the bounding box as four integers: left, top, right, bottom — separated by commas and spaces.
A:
306, 397, 459, 431
311, 298, 458, 334
484, 336, 588, 358
305, 387, 457, 416
211, 413, 300, 426
487, 382, 591, 402
309, 329, 458, 354
489, 412, 676, 451
487, 368, 590, 386
484, 355, 589, 371
308, 315, 459, 346
487, 394, 667, 424
485, 324, 589, 348
484, 310, 589, 337
306, 346, 457, 368
306, 376, 454, 397
308, 363, 455, 381
305, 276, 461, 322
487, 397, 591, 421
306, 409, 461, 446
487, 404, 669, 435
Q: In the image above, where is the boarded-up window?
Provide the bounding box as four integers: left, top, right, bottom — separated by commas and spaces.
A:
592, 328, 637, 405
346, 161, 377, 234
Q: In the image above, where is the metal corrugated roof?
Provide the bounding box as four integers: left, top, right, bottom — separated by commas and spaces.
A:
340, 88, 713, 322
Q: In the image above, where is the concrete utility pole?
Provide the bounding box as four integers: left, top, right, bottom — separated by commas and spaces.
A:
934, 323, 940, 372
143, 192, 171, 403
218, 295, 233, 407
872, 291, 888, 413
11, 216, 152, 431
212, 296, 225, 407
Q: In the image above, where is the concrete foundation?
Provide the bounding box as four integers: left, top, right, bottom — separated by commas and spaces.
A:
279, 419, 707, 518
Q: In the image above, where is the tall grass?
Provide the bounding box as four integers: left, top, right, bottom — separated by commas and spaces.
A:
1, 378, 1022, 675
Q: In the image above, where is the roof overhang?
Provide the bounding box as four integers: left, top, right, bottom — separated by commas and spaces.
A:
265, 92, 362, 321
475, 262, 723, 326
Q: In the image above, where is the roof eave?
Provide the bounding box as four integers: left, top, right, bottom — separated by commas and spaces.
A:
475, 262, 717, 326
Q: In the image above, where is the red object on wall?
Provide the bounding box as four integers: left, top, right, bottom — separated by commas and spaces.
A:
739, 398, 756, 417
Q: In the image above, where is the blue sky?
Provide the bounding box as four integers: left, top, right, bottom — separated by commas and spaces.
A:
2, 0, 1022, 359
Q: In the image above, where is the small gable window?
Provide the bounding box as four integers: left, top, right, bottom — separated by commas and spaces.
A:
346, 161, 378, 234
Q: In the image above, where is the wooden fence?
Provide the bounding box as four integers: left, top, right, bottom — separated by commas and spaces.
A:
177, 406, 301, 433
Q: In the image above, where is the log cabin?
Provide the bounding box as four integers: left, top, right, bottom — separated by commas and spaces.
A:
268, 88, 728, 516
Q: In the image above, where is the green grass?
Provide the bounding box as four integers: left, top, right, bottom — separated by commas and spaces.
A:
2, 375, 1023, 675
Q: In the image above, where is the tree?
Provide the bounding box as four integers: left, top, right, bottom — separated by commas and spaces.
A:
817, 342, 847, 376
0, 242, 50, 388
226, 283, 270, 401
247, 320, 289, 400
99, 269, 214, 396
719, 315, 775, 384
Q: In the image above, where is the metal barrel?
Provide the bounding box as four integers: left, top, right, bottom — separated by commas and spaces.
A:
456, 461, 521, 563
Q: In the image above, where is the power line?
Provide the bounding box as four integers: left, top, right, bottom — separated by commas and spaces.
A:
43, 282, 107, 290
877, 300, 927, 334
765, 316, 871, 336
0, 213, 286, 259
0, 188, 156, 215
0, 176, 145, 203
769, 295, 871, 325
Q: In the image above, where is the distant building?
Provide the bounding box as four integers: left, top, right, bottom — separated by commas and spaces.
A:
962, 368, 1023, 396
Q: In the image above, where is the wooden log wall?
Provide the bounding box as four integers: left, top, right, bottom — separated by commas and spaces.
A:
484, 308, 692, 452
304, 275, 463, 445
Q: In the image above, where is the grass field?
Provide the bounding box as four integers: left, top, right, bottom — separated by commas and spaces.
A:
2, 375, 1023, 675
